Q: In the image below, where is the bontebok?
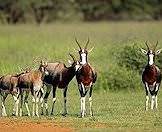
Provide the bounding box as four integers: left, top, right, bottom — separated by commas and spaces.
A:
18, 60, 48, 117
75, 38, 97, 117
41, 54, 78, 116
141, 41, 162, 110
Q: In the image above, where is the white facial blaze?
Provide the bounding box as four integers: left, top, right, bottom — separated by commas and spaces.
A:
149, 50, 154, 65
80, 49, 87, 65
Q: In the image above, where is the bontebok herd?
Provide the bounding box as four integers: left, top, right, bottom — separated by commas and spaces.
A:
0, 39, 162, 118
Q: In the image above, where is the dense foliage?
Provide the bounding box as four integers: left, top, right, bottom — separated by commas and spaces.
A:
99, 43, 162, 91
0, 0, 162, 24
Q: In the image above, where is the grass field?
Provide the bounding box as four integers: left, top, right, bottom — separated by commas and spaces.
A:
1, 22, 162, 131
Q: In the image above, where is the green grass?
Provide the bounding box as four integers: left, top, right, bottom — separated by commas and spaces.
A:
1, 22, 162, 131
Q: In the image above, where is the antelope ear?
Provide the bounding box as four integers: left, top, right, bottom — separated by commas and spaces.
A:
68, 60, 72, 65
156, 49, 162, 55
141, 48, 147, 55
44, 61, 48, 66
40, 60, 44, 65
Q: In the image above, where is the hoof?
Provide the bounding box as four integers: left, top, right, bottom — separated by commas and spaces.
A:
46, 110, 49, 116
12, 113, 16, 116
62, 112, 67, 117
90, 111, 94, 117
2, 114, 7, 117
79, 115, 83, 118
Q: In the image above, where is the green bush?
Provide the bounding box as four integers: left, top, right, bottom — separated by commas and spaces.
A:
95, 43, 162, 91
96, 65, 141, 91
116, 44, 162, 73
116, 44, 146, 73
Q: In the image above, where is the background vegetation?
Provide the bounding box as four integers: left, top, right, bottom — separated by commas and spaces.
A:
1, 22, 162, 91
0, 0, 162, 24
1, 21, 162, 130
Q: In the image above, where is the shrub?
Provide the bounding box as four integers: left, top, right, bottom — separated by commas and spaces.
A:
96, 65, 141, 91
115, 44, 146, 73
116, 44, 162, 73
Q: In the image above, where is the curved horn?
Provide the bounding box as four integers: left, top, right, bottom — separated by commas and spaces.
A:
69, 53, 76, 62
33, 56, 41, 63
153, 41, 158, 51
75, 37, 82, 50
85, 37, 90, 49
18, 66, 23, 72
145, 41, 149, 50
88, 47, 94, 52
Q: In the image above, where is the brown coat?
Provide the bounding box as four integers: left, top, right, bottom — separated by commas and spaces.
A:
0, 75, 18, 94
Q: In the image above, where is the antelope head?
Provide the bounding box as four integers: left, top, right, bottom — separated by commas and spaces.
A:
141, 41, 162, 66
68, 53, 80, 71
39, 60, 49, 75
75, 37, 94, 65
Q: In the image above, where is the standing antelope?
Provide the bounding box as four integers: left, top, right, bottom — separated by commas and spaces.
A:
141, 41, 162, 110
40, 54, 78, 116
0, 70, 29, 117
18, 60, 48, 117
75, 38, 97, 117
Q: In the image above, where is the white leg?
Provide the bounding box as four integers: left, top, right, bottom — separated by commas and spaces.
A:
1, 101, 7, 117
12, 95, 19, 116
62, 87, 67, 116
25, 102, 30, 116
24, 91, 30, 116
83, 97, 86, 117
40, 87, 44, 112
89, 97, 93, 116
40, 97, 44, 115
15, 99, 19, 116
44, 84, 52, 115
12, 95, 17, 115
80, 97, 83, 117
32, 96, 35, 117
145, 95, 149, 111
19, 108, 22, 117
145, 83, 149, 111
155, 96, 158, 109
63, 97, 67, 115
89, 86, 93, 116
45, 102, 48, 112
1, 93, 8, 117
81, 97, 86, 117
151, 95, 155, 110
19, 92, 25, 117
51, 97, 56, 115
35, 96, 39, 117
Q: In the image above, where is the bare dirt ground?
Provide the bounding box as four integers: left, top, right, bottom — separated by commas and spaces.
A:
0, 118, 73, 132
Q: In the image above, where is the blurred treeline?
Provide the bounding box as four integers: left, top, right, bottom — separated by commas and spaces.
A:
0, 0, 162, 24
